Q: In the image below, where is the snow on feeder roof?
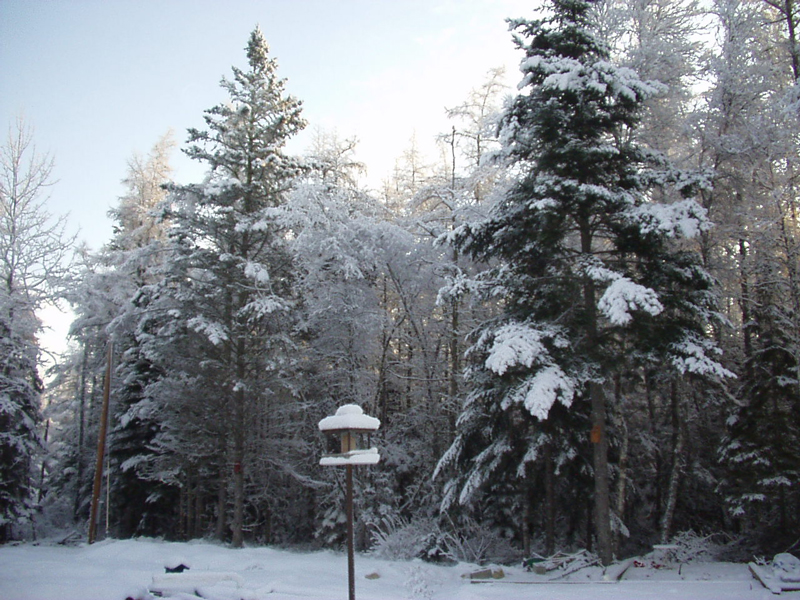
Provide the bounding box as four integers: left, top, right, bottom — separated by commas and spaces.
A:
320, 448, 380, 466
318, 404, 380, 433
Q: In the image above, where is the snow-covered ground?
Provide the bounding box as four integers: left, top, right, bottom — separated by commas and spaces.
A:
0, 538, 778, 599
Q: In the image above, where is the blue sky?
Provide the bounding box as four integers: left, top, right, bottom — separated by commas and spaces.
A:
1, 0, 532, 251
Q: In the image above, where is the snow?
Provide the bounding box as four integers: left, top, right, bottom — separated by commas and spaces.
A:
318, 404, 380, 432
0, 538, 776, 600
186, 316, 228, 345
773, 553, 800, 580
203, 177, 241, 197
671, 333, 736, 379
241, 296, 288, 318
319, 447, 381, 466
598, 277, 663, 326
514, 364, 576, 420
484, 323, 548, 376
626, 199, 710, 239
243, 262, 271, 284
518, 56, 664, 102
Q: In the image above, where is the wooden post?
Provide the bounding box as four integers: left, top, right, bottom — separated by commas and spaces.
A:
88, 342, 112, 544
346, 464, 355, 600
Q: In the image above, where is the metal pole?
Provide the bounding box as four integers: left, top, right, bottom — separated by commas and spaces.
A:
346, 464, 355, 600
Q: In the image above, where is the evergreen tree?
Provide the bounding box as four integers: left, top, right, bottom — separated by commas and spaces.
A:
721, 264, 800, 552
155, 27, 306, 547
437, 0, 728, 564
0, 299, 42, 541
105, 132, 176, 537
701, 0, 800, 553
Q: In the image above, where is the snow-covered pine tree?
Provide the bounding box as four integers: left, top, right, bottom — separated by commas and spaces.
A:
0, 297, 42, 542
721, 261, 800, 552
156, 27, 306, 547
709, 0, 800, 553
436, 0, 728, 564
105, 133, 176, 537
1, 118, 75, 541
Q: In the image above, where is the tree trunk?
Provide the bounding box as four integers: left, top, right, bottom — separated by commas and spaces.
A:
231, 391, 245, 548
74, 342, 89, 522
544, 440, 556, 555
231, 333, 247, 548
612, 373, 629, 556
613, 412, 629, 556
659, 380, 684, 543
179, 484, 187, 540
186, 475, 194, 540
522, 489, 532, 558
739, 237, 753, 380
194, 487, 204, 538
214, 473, 227, 541
448, 124, 460, 428
645, 369, 663, 532
88, 343, 113, 544
591, 381, 613, 564
346, 465, 355, 600
581, 221, 612, 565
769, 0, 800, 81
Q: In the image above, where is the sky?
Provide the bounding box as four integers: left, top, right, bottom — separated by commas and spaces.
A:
1, 0, 535, 252
1, 0, 536, 357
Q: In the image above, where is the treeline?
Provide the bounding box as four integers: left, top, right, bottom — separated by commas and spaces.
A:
2, 0, 797, 560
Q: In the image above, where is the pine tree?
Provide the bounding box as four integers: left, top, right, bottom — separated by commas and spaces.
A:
105, 133, 176, 537
437, 0, 728, 564
0, 302, 42, 541
156, 27, 306, 547
721, 263, 800, 551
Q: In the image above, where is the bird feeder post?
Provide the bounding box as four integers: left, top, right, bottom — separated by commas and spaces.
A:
318, 404, 380, 600
346, 462, 354, 600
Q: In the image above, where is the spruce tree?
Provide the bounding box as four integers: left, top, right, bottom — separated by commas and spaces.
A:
437, 0, 728, 563
156, 27, 306, 547
101, 133, 176, 537
0, 307, 42, 541
720, 259, 800, 552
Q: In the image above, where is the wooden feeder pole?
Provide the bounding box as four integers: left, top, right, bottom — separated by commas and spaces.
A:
346, 463, 355, 600
318, 404, 380, 600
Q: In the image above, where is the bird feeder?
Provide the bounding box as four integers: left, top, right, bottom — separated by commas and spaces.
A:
318, 404, 380, 600
318, 404, 380, 466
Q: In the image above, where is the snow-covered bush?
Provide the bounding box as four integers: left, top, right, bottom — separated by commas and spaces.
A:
437, 516, 520, 565
368, 514, 519, 565
665, 531, 725, 563
369, 516, 439, 561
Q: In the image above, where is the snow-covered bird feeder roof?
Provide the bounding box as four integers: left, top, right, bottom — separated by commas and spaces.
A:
318, 404, 380, 433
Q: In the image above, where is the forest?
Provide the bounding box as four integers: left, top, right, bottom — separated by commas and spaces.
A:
1, 0, 798, 565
